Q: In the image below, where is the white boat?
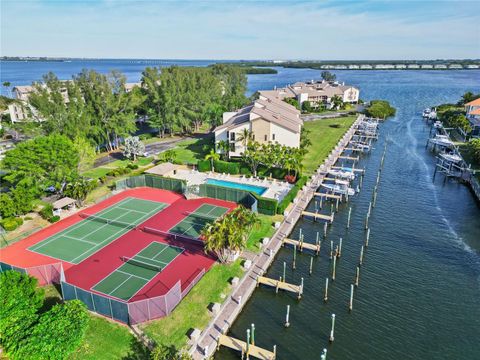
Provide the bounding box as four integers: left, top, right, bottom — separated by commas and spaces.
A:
321, 181, 355, 196
422, 108, 431, 118
328, 169, 355, 180
439, 152, 462, 163
433, 121, 443, 129
350, 141, 371, 151
429, 134, 454, 147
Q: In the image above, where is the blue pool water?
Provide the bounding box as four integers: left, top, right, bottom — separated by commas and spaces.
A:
205, 178, 267, 195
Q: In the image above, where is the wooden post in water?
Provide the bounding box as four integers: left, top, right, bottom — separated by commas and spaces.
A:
373, 191, 377, 208
355, 266, 360, 287
321, 348, 327, 360
309, 257, 313, 275
349, 284, 354, 312
319, 196, 323, 209
338, 238, 343, 258
360, 174, 363, 189
324, 222, 328, 238
347, 207, 352, 229
365, 213, 369, 230
330, 202, 334, 215
336, 197, 339, 211
329, 314, 336, 343
293, 244, 297, 269
285, 305, 290, 327
359, 245, 364, 265
316, 232, 320, 255
251, 323, 255, 345
365, 228, 370, 247
246, 329, 250, 360
332, 256, 337, 281
324, 277, 329, 302
330, 240, 333, 259
299, 278, 304, 299
283, 261, 286, 282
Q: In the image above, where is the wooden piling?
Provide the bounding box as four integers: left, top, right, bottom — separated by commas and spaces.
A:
324, 277, 329, 302
293, 244, 297, 269
355, 266, 360, 287
359, 245, 364, 265
335, 197, 339, 211
332, 256, 337, 281
324, 222, 328, 238
365, 228, 370, 247
309, 257, 313, 275
329, 314, 336, 343
347, 207, 352, 229
349, 284, 354, 312
330, 240, 333, 259
373, 191, 377, 208
338, 238, 343, 257
321, 349, 327, 360
285, 305, 290, 327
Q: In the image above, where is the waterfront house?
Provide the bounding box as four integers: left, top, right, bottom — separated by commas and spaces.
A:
465, 98, 480, 137
214, 95, 302, 157
259, 80, 359, 109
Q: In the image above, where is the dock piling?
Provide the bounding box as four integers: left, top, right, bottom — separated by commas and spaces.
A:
285, 305, 290, 327
329, 314, 336, 343
332, 256, 337, 281
324, 222, 328, 238
365, 228, 370, 247
349, 284, 354, 312
293, 244, 297, 269
359, 245, 364, 266
355, 266, 360, 287
338, 237, 343, 257
309, 257, 313, 275
324, 277, 329, 302
321, 348, 327, 360
347, 207, 352, 229
330, 240, 333, 259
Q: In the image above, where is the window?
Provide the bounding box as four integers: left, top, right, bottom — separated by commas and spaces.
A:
229, 142, 235, 152
264, 135, 267, 141
252, 134, 255, 141
272, 134, 276, 141
230, 132, 235, 141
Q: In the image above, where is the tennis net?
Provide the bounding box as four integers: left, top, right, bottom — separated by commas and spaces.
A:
79, 213, 137, 230
142, 226, 202, 243
183, 211, 220, 223
121, 256, 162, 272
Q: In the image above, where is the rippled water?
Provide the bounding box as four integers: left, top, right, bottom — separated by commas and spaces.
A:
2, 61, 479, 359
217, 70, 480, 360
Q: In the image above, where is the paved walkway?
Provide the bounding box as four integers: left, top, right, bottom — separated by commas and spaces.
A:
190, 115, 363, 359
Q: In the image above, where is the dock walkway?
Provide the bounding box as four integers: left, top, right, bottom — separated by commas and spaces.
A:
190, 115, 364, 359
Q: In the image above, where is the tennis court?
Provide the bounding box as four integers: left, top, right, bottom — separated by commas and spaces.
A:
168, 203, 229, 239
91, 241, 183, 301
29, 197, 167, 264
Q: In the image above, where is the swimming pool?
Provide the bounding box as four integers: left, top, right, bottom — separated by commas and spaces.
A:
205, 178, 268, 195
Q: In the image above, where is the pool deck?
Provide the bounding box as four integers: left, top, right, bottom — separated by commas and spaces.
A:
171, 169, 293, 201
189, 114, 364, 359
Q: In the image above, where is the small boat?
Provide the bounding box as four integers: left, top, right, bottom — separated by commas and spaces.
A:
328, 169, 355, 180
429, 134, 454, 147
439, 152, 462, 163
433, 121, 443, 129
422, 108, 431, 118
428, 110, 437, 120
321, 181, 355, 196
350, 141, 371, 151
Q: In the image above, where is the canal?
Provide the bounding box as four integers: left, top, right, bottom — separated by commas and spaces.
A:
217, 70, 480, 360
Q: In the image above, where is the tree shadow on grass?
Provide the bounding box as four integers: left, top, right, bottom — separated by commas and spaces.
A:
122, 336, 151, 360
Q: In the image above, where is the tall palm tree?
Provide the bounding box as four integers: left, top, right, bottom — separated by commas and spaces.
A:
205, 149, 220, 171
237, 128, 253, 147
216, 140, 230, 161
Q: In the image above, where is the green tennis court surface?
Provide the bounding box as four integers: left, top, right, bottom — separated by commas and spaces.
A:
29, 198, 167, 264
91, 241, 183, 301
168, 204, 228, 239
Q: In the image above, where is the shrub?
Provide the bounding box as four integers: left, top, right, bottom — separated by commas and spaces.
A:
253, 195, 278, 215
14, 217, 24, 226
99, 175, 107, 184
1, 218, 19, 231
329, 123, 342, 128
365, 100, 396, 118
197, 160, 211, 172
213, 160, 240, 174
277, 176, 308, 214
49, 215, 60, 223
24, 216, 33, 221
284, 174, 296, 183
39, 204, 54, 220
126, 163, 139, 170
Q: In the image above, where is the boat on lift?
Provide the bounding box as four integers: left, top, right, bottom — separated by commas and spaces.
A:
429, 134, 454, 148
321, 179, 355, 196
328, 168, 355, 180
423, 108, 432, 118
433, 121, 443, 129
439, 152, 462, 163
350, 141, 371, 152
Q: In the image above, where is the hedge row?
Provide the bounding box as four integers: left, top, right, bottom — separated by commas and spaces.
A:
198, 160, 240, 175
252, 193, 278, 216
1, 217, 24, 231
277, 176, 308, 214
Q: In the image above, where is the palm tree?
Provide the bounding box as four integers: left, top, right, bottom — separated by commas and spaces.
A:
331, 95, 344, 110
2, 81, 11, 98
216, 140, 230, 161
237, 128, 253, 147
205, 148, 220, 171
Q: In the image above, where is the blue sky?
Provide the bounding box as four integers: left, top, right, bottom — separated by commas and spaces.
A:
1, 0, 479, 60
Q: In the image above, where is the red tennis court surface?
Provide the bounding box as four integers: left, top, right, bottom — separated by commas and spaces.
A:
0, 187, 236, 303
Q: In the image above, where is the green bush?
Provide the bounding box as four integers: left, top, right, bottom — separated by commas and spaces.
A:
39, 204, 54, 220
49, 215, 60, 223
126, 163, 139, 170
24, 216, 33, 221
99, 175, 107, 184
277, 176, 308, 214
197, 160, 212, 172
365, 100, 396, 119
1, 218, 19, 231
14, 217, 24, 226
213, 160, 240, 174
252, 194, 278, 215
106, 167, 130, 177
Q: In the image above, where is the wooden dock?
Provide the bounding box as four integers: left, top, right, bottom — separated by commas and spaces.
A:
217, 334, 276, 360
338, 155, 359, 161
283, 237, 320, 254
257, 276, 303, 299
314, 192, 342, 200
302, 211, 334, 223
331, 166, 364, 173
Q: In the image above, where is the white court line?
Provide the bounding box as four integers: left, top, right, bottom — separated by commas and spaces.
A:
104, 275, 135, 296
116, 269, 151, 282
69, 204, 163, 263
136, 254, 169, 266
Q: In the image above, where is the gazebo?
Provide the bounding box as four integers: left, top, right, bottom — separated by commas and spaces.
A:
52, 197, 77, 214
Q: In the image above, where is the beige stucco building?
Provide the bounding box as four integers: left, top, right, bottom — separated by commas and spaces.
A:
214, 94, 302, 157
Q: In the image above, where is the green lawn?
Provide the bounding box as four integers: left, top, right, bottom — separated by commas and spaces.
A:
303, 116, 357, 174
246, 214, 283, 252
81, 157, 154, 179
170, 137, 213, 165
141, 260, 243, 351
